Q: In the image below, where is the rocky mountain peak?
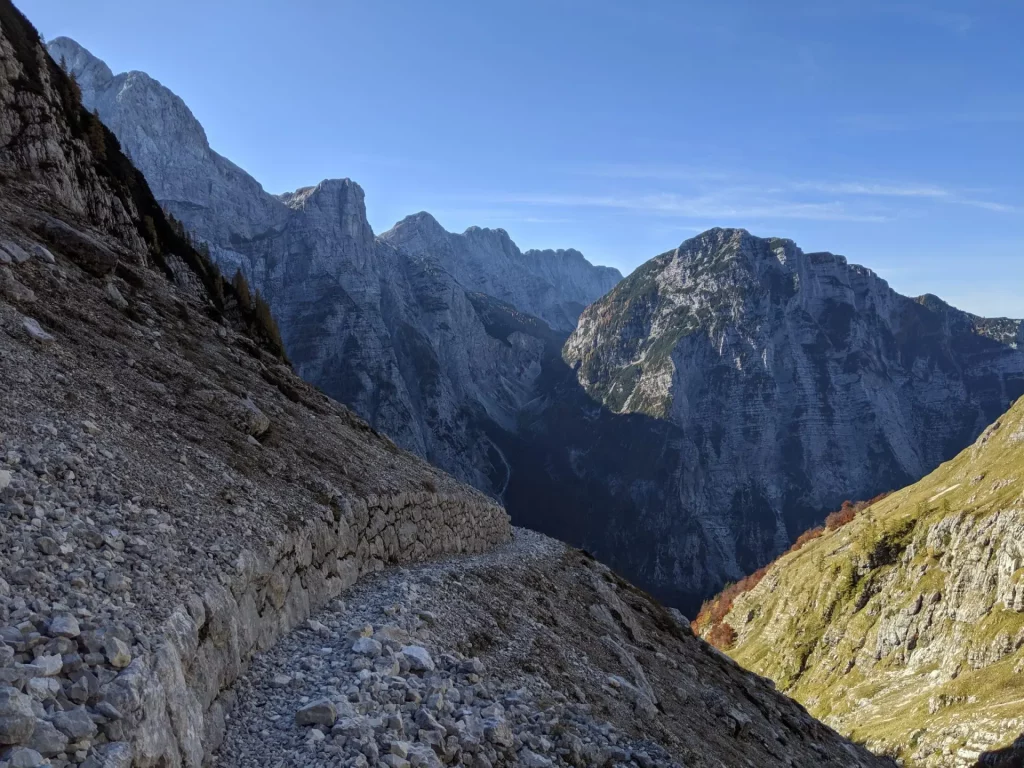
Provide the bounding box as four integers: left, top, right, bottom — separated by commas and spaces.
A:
378, 210, 450, 253
380, 217, 621, 331
46, 35, 113, 90
462, 223, 515, 249
564, 226, 1024, 604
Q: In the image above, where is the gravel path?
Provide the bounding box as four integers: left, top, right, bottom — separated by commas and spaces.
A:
216, 528, 680, 768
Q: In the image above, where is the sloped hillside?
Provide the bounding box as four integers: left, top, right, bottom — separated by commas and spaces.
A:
699, 395, 1024, 765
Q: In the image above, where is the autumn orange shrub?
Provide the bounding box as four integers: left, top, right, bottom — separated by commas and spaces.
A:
707, 622, 737, 650
787, 525, 824, 554
694, 491, 893, 639
825, 500, 858, 530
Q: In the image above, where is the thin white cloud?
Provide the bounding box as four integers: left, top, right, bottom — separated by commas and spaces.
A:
487, 192, 889, 223
955, 198, 1018, 213
792, 180, 1018, 212
791, 181, 951, 198
560, 168, 1020, 215
575, 164, 732, 182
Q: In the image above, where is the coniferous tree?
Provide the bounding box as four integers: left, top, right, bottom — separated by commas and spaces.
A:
253, 290, 285, 359
87, 110, 106, 160
232, 269, 253, 312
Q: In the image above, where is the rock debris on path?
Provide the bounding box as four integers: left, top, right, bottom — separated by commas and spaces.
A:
217, 529, 887, 768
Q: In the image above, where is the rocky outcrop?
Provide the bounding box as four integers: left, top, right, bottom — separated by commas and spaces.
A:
45, 36, 289, 264
380, 212, 621, 331
563, 227, 1024, 602
701, 395, 1024, 766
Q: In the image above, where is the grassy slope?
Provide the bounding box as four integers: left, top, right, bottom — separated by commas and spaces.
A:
717, 396, 1024, 762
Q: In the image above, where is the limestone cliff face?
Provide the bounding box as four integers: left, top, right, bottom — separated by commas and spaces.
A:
563, 228, 1024, 601
701, 396, 1024, 766
0, 23, 145, 258
380, 212, 621, 331
233, 178, 551, 493
47, 35, 289, 257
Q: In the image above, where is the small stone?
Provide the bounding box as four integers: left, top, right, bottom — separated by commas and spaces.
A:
82, 420, 100, 435
34, 537, 58, 556
385, 713, 404, 734
29, 655, 62, 676
295, 699, 336, 728
26, 677, 60, 698
30, 244, 55, 265
102, 637, 131, 668
2, 241, 30, 264
27, 718, 67, 757
94, 702, 122, 721
458, 657, 484, 675
519, 748, 553, 767
0, 268, 35, 303
104, 572, 129, 593
0, 686, 35, 744
729, 707, 752, 738
391, 741, 410, 759
22, 318, 53, 343
104, 283, 128, 310
5, 746, 45, 768
52, 707, 98, 740
483, 718, 513, 748
414, 708, 445, 734
347, 624, 374, 640
0, 470, 10, 492
269, 674, 292, 688
48, 615, 80, 639
401, 646, 435, 673
352, 637, 382, 657
307, 619, 328, 634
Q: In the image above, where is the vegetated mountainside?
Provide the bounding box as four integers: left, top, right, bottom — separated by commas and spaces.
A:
0, 7, 897, 766
564, 227, 1024, 602
380, 211, 621, 331
696, 394, 1024, 767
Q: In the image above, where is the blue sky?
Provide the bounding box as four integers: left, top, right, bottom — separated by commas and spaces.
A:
22, 0, 1024, 317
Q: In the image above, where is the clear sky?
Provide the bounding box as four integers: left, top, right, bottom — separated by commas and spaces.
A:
20, 0, 1024, 317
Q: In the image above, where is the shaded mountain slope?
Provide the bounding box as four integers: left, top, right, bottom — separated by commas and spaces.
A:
564, 227, 1024, 601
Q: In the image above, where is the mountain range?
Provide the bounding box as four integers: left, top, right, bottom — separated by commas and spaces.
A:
48, 36, 1024, 615
46, 36, 621, 499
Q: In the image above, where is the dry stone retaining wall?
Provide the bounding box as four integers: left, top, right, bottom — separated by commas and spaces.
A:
0, 491, 508, 768
130, 491, 509, 767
